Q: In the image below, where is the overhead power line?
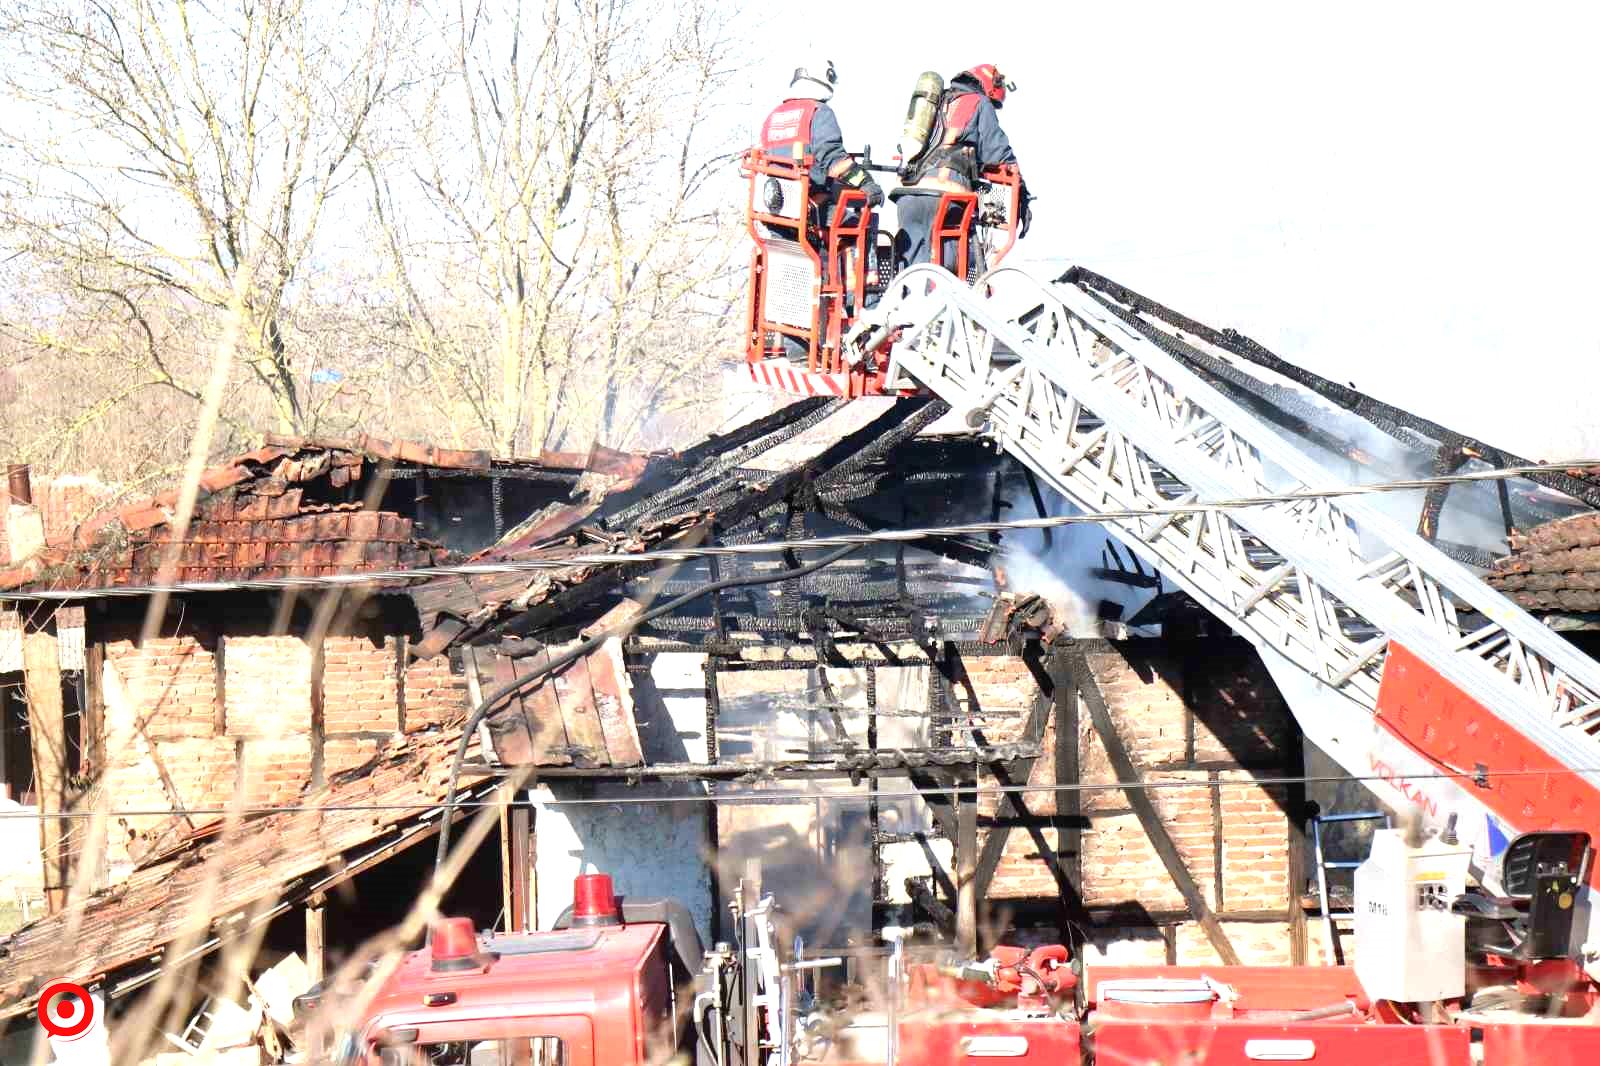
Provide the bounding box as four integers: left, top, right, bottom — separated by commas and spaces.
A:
0, 460, 1594, 602
3, 763, 1599, 820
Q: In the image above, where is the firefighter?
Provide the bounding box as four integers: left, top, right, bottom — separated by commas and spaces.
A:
760, 57, 885, 356
894, 63, 1031, 273
760, 56, 885, 211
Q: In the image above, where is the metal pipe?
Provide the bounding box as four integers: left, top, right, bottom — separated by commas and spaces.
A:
6, 464, 31, 505
883, 927, 908, 1066
1250, 1001, 1362, 1022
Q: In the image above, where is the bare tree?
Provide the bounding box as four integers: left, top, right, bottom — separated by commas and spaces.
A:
0, 0, 410, 470
366, 0, 746, 455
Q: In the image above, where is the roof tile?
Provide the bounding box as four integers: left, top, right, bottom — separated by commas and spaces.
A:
266, 489, 303, 519
0, 431, 591, 594
74, 511, 120, 548
118, 505, 168, 533
348, 512, 382, 539
198, 465, 252, 494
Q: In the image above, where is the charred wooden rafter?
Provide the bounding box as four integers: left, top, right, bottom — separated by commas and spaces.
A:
1067, 265, 1600, 513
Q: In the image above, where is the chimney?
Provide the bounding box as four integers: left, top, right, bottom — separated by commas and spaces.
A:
5, 464, 45, 566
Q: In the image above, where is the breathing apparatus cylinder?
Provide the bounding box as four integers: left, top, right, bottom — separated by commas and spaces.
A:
898, 71, 945, 178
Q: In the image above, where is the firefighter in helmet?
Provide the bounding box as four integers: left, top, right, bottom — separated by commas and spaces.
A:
894, 63, 1030, 273
760, 56, 885, 211
759, 57, 885, 357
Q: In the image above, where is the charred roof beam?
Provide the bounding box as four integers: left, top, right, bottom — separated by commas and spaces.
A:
1067, 265, 1600, 511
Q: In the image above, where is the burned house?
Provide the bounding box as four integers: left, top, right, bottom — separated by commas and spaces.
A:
0, 437, 651, 894
0, 393, 1342, 1056
4, 260, 1599, 1061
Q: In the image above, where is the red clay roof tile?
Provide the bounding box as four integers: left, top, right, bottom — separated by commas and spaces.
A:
198, 465, 252, 493
117, 505, 168, 532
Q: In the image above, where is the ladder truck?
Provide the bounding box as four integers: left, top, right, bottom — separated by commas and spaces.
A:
327, 151, 1600, 1064
739, 136, 1600, 954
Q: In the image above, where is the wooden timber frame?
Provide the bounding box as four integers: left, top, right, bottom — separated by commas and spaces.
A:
21, 610, 68, 913
499, 781, 534, 932
594, 628, 1307, 965
1067, 644, 1242, 965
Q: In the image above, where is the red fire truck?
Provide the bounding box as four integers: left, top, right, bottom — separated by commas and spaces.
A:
331, 835, 1599, 1065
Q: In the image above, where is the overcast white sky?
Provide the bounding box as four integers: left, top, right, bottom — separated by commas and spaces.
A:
743, 2, 1599, 460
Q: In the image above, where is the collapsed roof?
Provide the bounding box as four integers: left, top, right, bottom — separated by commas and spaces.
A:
0, 398, 1037, 1015
0, 434, 646, 592
0, 722, 494, 1018
1488, 511, 1600, 616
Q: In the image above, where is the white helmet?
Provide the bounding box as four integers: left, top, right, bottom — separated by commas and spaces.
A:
789, 57, 837, 101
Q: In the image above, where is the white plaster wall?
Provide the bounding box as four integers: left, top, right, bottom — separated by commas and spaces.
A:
879, 837, 954, 905
530, 783, 716, 944
1077, 926, 1170, 966
0, 797, 44, 923
527, 653, 717, 943
645, 653, 710, 763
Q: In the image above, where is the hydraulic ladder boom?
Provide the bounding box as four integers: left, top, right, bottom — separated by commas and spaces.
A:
870, 264, 1600, 923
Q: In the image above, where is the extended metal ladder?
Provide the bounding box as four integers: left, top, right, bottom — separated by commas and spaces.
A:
1312, 810, 1391, 964
867, 264, 1600, 829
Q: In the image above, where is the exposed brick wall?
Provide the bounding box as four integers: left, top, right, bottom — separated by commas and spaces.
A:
322, 634, 401, 735
962, 656, 1065, 903
223, 635, 312, 737
0, 475, 115, 561
100, 713, 236, 871
957, 641, 1300, 963
324, 736, 385, 776
105, 624, 221, 739
1078, 776, 1217, 911
88, 615, 466, 878
402, 653, 468, 730
1175, 919, 1296, 966
1217, 771, 1291, 912
236, 735, 315, 805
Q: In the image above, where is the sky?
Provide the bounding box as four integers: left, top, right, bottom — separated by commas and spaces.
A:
743, 2, 1600, 461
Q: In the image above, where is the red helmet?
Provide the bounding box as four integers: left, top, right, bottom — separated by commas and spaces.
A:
965, 63, 1016, 108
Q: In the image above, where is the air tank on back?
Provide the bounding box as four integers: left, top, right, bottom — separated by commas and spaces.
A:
898, 71, 945, 179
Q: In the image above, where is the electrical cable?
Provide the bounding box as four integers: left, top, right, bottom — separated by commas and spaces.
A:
0, 461, 1595, 603
9, 763, 1600, 821
430, 543, 861, 872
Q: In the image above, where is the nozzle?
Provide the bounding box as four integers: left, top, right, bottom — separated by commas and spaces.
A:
1441, 812, 1459, 846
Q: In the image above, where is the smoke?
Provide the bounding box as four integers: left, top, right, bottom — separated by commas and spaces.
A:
989, 359, 1576, 640
997, 481, 1163, 638
1246, 374, 1582, 559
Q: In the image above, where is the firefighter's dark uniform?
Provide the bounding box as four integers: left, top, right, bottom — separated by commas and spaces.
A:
895, 82, 1020, 273
760, 99, 881, 206
760, 98, 882, 356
